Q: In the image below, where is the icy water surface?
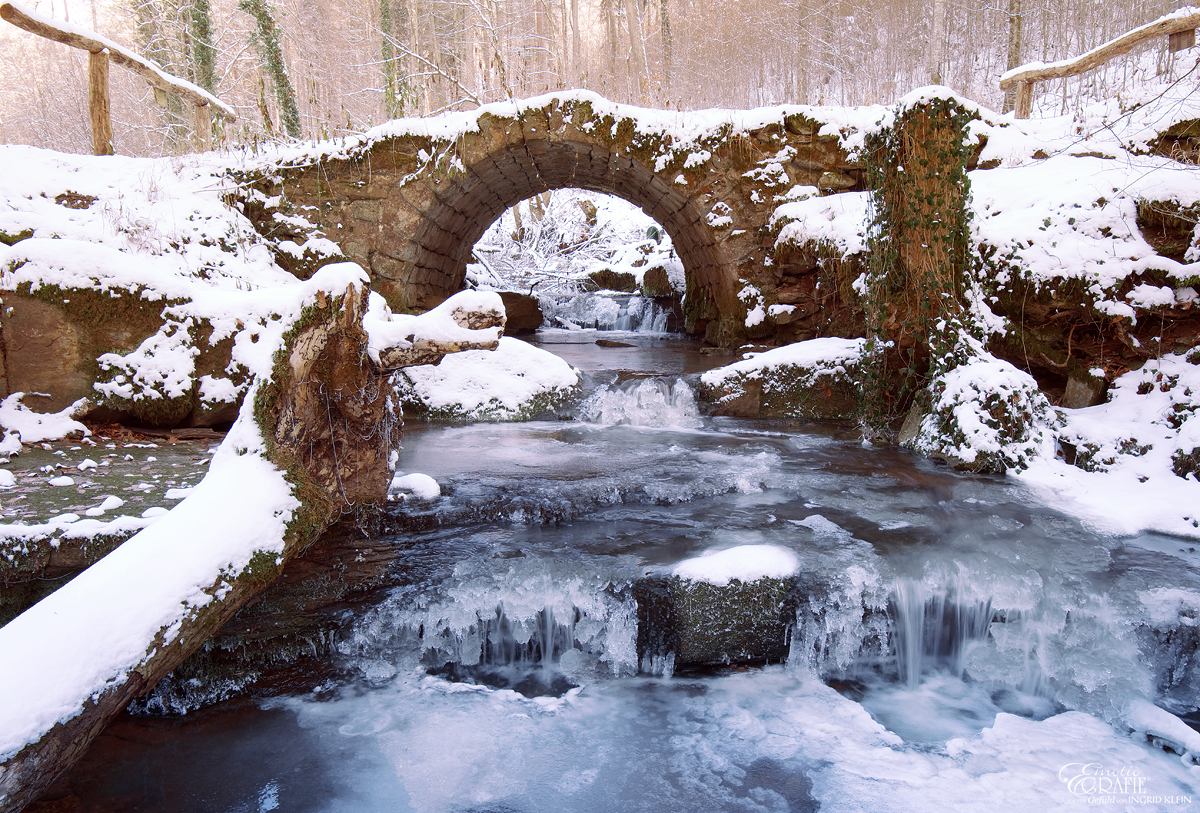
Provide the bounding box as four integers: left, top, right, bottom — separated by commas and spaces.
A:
64, 330, 1200, 812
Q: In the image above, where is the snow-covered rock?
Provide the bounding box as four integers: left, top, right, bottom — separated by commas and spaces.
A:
394, 336, 581, 422
697, 337, 867, 420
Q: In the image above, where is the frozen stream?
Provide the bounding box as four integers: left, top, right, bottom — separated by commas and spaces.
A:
64, 331, 1200, 812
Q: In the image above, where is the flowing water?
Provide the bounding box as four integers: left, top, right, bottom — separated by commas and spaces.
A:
63, 330, 1200, 812
540, 292, 679, 332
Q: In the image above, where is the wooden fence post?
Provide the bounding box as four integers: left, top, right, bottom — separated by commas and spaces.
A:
1014, 81, 1033, 120
87, 49, 113, 156
193, 103, 212, 151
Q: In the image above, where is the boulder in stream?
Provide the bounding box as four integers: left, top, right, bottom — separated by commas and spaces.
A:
497, 291, 543, 334
636, 544, 802, 668
697, 337, 867, 420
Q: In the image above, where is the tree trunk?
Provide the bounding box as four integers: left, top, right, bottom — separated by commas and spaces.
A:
570, 0, 581, 85
189, 0, 216, 95
603, 0, 618, 91
660, 0, 673, 95
625, 0, 648, 98
928, 0, 946, 84
1002, 0, 1024, 112
239, 0, 302, 138
381, 0, 399, 118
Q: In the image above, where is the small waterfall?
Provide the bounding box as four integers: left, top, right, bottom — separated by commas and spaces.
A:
340, 556, 642, 692
888, 578, 994, 688
545, 292, 675, 332
578, 377, 702, 428
609, 296, 673, 332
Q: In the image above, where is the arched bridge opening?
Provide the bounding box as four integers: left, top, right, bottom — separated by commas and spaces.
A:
407, 140, 723, 324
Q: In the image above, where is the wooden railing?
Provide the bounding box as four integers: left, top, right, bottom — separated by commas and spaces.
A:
1000, 7, 1200, 119
1, 0, 236, 155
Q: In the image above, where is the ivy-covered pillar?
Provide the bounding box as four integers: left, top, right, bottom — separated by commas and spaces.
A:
862, 91, 977, 437
862, 90, 1056, 473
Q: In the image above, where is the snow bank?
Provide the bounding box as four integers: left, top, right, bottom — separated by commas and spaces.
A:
0, 143, 364, 425
1020, 351, 1200, 538
971, 154, 1200, 320
0, 394, 89, 444
0, 146, 290, 291
394, 336, 581, 421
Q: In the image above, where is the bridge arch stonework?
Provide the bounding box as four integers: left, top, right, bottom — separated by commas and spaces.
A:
239, 93, 866, 346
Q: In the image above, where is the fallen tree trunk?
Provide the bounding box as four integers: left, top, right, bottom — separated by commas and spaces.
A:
0, 278, 504, 813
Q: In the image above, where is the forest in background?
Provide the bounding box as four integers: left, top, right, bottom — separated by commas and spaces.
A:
0, 0, 1193, 157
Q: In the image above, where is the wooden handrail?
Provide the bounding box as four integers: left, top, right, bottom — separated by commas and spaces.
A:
1, 0, 236, 154
1000, 7, 1200, 118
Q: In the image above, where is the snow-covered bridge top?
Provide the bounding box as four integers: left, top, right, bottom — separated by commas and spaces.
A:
231, 90, 885, 346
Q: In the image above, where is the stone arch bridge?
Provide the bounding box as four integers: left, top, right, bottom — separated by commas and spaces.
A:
235, 92, 870, 346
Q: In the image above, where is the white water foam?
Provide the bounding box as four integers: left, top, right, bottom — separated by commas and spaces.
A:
578, 378, 702, 428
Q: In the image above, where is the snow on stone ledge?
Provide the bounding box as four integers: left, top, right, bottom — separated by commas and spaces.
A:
772, 191, 869, 258
394, 336, 581, 421
388, 472, 441, 502
250, 88, 889, 171
701, 337, 867, 390
363, 289, 506, 364
672, 544, 802, 586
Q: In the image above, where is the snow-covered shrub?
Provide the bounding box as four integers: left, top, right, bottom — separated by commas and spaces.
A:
393, 336, 581, 422
908, 347, 1058, 474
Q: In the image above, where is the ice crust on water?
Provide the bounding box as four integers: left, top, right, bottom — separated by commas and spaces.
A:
270, 666, 1200, 813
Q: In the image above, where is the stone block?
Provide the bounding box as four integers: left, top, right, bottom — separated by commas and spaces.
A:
497, 292, 543, 334
348, 200, 382, 223
641, 266, 674, 298
1063, 371, 1107, 409
817, 171, 856, 191
1, 294, 94, 412
634, 574, 795, 667
370, 253, 408, 281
